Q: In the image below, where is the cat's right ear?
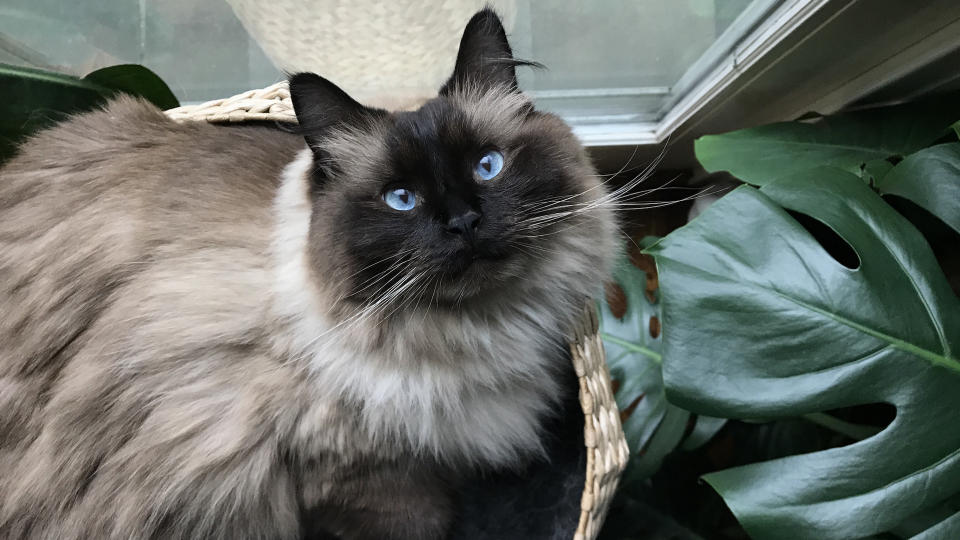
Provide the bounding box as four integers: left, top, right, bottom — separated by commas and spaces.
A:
288, 73, 375, 150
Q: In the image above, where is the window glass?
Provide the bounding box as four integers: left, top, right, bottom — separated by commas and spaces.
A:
0, 0, 769, 127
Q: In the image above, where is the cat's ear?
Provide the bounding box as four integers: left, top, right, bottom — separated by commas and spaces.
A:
440, 8, 533, 95
289, 72, 375, 148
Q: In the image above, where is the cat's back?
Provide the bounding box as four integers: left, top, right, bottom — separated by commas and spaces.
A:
0, 97, 314, 539
1, 96, 302, 231
0, 96, 302, 418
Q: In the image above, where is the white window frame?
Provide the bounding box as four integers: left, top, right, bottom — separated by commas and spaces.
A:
574, 0, 960, 148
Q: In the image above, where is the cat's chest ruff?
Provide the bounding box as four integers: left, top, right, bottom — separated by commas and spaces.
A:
307, 311, 564, 467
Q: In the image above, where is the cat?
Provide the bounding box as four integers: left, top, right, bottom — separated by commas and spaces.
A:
0, 8, 619, 540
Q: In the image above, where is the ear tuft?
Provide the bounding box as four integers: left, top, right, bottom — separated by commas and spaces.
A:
440, 8, 540, 96
288, 73, 379, 148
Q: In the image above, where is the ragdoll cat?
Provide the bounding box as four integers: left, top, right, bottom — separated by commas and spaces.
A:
0, 9, 618, 540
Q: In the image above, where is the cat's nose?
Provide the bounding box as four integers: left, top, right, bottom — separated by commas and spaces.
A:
445, 210, 482, 236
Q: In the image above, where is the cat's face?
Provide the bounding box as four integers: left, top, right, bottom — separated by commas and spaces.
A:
291, 9, 616, 311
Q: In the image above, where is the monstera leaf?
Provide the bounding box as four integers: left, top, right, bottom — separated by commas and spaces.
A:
695, 93, 960, 185
879, 143, 960, 235
83, 64, 179, 110
0, 63, 178, 163
599, 249, 725, 480
647, 168, 960, 539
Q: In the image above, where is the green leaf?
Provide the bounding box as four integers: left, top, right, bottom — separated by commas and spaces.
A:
599, 256, 724, 479
695, 93, 960, 185
0, 63, 109, 163
680, 415, 727, 451
0, 63, 110, 92
878, 143, 960, 236
83, 64, 180, 110
0, 63, 179, 165
647, 168, 960, 539
800, 412, 880, 441
861, 158, 894, 185
599, 260, 669, 470
953, 120, 959, 140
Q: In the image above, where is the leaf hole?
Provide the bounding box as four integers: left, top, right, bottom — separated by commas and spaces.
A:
810, 403, 897, 445
605, 282, 627, 319
629, 250, 660, 304
648, 316, 661, 339
826, 402, 896, 430
620, 393, 645, 423
786, 210, 861, 270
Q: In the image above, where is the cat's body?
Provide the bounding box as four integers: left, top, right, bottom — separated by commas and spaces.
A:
0, 10, 617, 540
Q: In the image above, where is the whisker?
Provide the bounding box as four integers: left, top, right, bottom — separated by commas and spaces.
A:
526, 143, 670, 214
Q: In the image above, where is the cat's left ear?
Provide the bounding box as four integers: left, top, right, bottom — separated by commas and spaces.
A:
289, 72, 379, 149
440, 8, 534, 95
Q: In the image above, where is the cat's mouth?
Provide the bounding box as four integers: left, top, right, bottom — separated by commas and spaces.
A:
470, 250, 509, 264
445, 246, 511, 276
423, 244, 531, 303
343, 246, 522, 306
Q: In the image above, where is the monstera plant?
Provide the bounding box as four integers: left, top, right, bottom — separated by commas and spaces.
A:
602, 93, 960, 539
0, 63, 178, 164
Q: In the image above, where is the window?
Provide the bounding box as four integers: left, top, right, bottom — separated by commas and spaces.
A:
514, 1, 768, 138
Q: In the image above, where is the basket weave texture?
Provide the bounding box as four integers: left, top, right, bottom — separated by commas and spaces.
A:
163, 99, 629, 540
165, 82, 296, 124
569, 305, 631, 539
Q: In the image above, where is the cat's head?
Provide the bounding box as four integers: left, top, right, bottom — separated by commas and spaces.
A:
289, 8, 617, 318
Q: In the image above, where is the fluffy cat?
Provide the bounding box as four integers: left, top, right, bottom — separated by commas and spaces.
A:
0, 9, 618, 540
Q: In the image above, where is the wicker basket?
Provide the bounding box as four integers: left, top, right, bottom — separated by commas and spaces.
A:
164, 94, 628, 540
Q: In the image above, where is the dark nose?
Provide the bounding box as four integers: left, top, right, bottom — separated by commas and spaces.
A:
445, 210, 482, 236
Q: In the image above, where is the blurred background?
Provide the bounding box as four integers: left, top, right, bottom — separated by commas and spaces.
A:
0, 0, 751, 120
3, 0, 959, 170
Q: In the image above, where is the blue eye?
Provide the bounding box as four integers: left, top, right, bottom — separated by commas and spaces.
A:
383, 187, 417, 211
475, 150, 504, 180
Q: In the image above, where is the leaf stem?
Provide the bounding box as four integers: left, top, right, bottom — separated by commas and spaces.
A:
801, 412, 882, 441
600, 332, 663, 364
772, 291, 960, 376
